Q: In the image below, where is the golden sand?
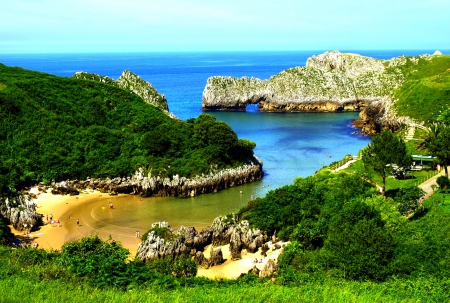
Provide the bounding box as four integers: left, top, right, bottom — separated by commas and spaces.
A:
11, 188, 284, 279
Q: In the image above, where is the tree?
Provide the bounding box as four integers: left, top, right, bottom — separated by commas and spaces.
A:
321, 201, 395, 281
416, 122, 450, 177
362, 130, 411, 195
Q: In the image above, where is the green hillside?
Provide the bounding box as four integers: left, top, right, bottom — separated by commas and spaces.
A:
391, 54, 450, 122
0, 64, 255, 192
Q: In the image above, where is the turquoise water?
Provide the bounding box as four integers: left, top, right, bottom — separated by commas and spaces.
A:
85, 110, 370, 234
0, 51, 380, 233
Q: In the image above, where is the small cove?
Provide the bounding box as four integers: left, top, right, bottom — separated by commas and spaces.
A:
0, 51, 375, 236
84, 111, 370, 235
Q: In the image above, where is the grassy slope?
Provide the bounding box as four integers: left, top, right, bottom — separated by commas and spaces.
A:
392, 55, 450, 122
0, 271, 447, 303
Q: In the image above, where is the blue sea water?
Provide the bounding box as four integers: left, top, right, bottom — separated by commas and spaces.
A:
0, 50, 444, 232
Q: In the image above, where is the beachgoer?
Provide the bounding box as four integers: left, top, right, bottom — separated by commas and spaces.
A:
32, 242, 38, 249
76, 219, 79, 226
109, 202, 113, 209
136, 231, 140, 238
50, 214, 53, 220
46, 215, 48, 221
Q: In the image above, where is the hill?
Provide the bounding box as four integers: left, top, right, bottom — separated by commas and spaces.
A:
0, 64, 257, 193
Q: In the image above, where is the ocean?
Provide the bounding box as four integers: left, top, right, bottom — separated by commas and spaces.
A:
0, 50, 441, 233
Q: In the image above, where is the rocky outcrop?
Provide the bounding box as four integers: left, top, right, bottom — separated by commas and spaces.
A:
202, 50, 442, 134
73, 70, 176, 118
136, 215, 268, 267
0, 194, 41, 232
259, 259, 279, 278
48, 157, 263, 198
202, 51, 405, 112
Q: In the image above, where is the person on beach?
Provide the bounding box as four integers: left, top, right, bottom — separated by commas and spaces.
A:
76, 219, 79, 226
109, 202, 114, 209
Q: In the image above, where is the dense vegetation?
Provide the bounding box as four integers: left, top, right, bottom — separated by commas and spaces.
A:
1, 173, 450, 301
0, 64, 255, 192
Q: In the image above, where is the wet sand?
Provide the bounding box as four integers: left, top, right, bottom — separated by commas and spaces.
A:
11, 188, 285, 279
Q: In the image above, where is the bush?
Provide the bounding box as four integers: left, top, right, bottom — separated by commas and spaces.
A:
436, 176, 450, 192
321, 201, 395, 281
59, 235, 130, 288
396, 186, 426, 216
146, 256, 197, 278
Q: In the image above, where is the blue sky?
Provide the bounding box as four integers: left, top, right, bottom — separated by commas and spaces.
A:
1, 0, 449, 53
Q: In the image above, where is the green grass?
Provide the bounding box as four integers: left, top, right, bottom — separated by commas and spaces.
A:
342, 159, 441, 191
0, 274, 448, 303
392, 56, 450, 122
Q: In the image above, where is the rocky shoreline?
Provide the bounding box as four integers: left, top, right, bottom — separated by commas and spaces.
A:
35, 157, 263, 198
202, 50, 438, 134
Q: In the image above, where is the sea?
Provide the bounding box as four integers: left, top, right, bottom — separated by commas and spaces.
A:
0, 49, 443, 237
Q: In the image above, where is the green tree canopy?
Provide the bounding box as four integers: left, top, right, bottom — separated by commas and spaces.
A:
416, 122, 450, 177
362, 130, 411, 195
321, 200, 395, 281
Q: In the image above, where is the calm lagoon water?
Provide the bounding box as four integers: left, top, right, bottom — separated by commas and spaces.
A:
1, 50, 437, 232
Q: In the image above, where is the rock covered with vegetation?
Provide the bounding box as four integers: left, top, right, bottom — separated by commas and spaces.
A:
0, 194, 40, 232
136, 215, 269, 267
202, 50, 405, 112
0, 64, 258, 195
73, 70, 172, 115
47, 158, 262, 197
203, 51, 450, 134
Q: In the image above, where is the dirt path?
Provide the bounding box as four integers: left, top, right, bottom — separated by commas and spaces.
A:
419, 168, 446, 200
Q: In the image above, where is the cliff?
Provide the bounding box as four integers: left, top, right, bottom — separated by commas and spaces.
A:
73, 70, 176, 117
202, 51, 405, 112
203, 50, 448, 133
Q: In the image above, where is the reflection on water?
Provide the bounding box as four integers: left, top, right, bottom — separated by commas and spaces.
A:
89, 111, 371, 233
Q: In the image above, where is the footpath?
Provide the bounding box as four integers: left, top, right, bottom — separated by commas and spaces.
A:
419, 168, 446, 200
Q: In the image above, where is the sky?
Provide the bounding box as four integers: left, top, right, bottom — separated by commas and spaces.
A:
1, 0, 449, 53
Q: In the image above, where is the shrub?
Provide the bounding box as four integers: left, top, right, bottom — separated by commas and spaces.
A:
59, 235, 130, 288
146, 256, 197, 278
321, 201, 395, 281
396, 186, 426, 216
436, 176, 450, 192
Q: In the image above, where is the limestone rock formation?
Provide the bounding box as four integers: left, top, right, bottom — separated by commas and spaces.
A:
0, 194, 41, 232
208, 247, 224, 267
47, 157, 263, 198
136, 215, 268, 269
73, 70, 176, 117
259, 259, 279, 278
203, 50, 438, 134
202, 51, 405, 112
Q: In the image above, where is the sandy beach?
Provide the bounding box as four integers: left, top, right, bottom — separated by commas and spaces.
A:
11, 188, 142, 255
10, 188, 284, 279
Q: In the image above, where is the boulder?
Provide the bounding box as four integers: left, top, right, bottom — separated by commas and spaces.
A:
0, 195, 41, 232
259, 259, 279, 278
208, 247, 224, 267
